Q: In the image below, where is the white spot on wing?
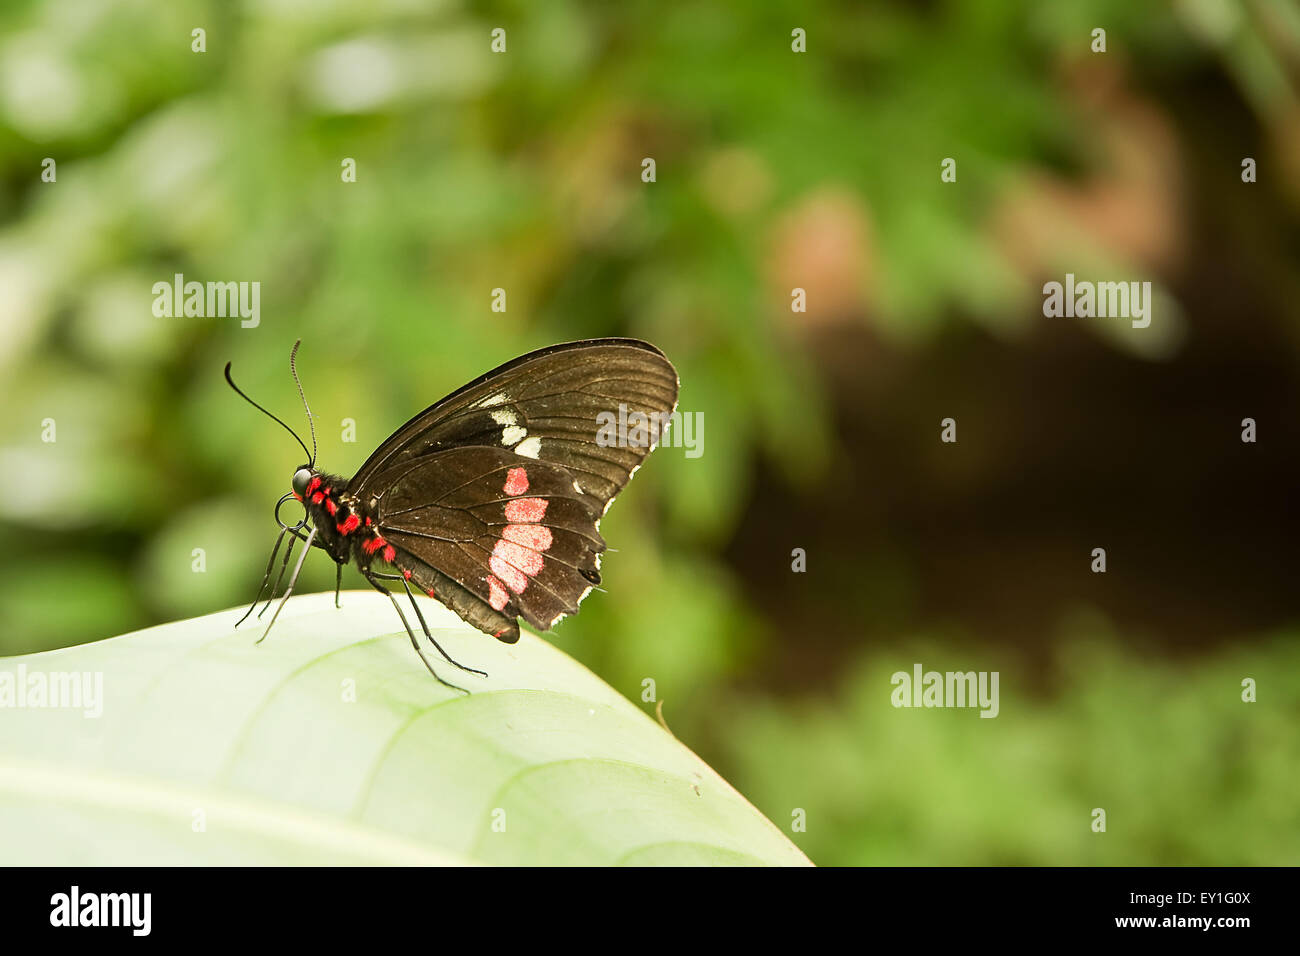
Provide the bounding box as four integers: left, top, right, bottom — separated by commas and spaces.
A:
515, 436, 542, 458
502, 425, 527, 445
474, 392, 509, 409
490, 408, 517, 426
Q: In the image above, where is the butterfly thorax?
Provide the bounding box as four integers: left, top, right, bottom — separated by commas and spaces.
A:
292, 469, 379, 566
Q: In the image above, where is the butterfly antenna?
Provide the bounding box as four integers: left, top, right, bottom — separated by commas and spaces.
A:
224, 362, 314, 464
289, 339, 317, 466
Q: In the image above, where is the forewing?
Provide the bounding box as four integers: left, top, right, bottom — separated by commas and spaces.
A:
348, 338, 679, 508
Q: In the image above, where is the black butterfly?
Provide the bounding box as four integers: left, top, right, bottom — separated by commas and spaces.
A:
225, 338, 679, 691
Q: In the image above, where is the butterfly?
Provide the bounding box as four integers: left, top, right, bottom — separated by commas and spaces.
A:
225, 338, 679, 692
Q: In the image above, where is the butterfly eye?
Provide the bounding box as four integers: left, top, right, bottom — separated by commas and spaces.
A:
291, 467, 313, 496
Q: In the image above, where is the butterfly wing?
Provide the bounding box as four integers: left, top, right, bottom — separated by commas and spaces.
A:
347, 339, 679, 642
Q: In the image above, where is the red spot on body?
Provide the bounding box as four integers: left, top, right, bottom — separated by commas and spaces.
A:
503, 467, 529, 496
425, 585, 435, 596
292, 492, 302, 501
307, 476, 321, 495
364, 517, 372, 526
337, 514, 360, 535
504, 497, 548, 523
311, 492, 325, 504
503, 524, 553, 551
363, 536, 386, 555
402, 569, 411, 580
487, 575, 509, 610
325, 499, 337, 516
382, 544, 396, 563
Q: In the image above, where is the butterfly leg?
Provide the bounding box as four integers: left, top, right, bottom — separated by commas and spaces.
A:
334, 562, 343, 609
254, 522, 317, 619
362, 570, 470, 695
256, 526, 316, 645
370, 570, 489, 678
235, 525, 287, 628
257, 530, 299, 619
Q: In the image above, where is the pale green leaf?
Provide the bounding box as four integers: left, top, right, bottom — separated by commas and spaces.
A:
0, 592, 810, 866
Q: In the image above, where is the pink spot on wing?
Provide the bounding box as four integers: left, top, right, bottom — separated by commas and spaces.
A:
504, 497, 547, 523
487, 575, 509, 610
503, 524, 553, 551
382, 545, 396, 563
490, 555, 529, 593
493, 539, 544, 578
503, 467, 529, 496
403, 569, 412, 580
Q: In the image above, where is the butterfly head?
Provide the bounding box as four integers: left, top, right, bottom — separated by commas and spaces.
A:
291, 465, 314, 499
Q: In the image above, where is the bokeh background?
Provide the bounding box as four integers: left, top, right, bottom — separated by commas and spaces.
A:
2, 0, 1298, 865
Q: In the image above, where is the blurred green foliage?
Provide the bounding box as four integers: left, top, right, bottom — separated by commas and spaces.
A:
723, 625, 1300, 865
1, 0, 1297, 864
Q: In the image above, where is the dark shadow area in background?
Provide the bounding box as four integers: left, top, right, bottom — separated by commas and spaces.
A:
729, 47, 1300, 690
